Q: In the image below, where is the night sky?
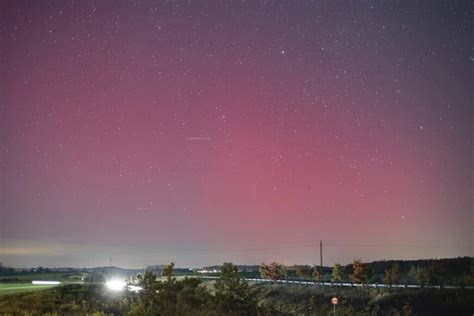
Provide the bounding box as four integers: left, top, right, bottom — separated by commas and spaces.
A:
1, 1, 472, 268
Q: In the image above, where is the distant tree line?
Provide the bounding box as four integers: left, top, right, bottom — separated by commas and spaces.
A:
0, 263, 51, 275
256, 257, 474, 287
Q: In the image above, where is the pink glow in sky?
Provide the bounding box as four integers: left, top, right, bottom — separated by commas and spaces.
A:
1, 1, 472, 268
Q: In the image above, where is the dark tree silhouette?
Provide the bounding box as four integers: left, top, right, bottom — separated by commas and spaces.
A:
214, 262, 258, 315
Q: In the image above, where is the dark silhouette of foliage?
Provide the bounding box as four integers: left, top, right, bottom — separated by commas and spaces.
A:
415, 267, 427, 286
364, 265, 377, 284
130, 262, 213, 315
176, 277, 212, 314
295, 265, 312, 279
384, 262, 400, 286
214, 262, 258, 315
424, 261, 440, 286
129, 270, 161, 315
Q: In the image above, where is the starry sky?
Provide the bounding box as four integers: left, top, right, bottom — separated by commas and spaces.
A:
1, 1, 473, 268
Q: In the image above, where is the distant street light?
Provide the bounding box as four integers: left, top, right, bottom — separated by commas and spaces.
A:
106, 280, 126, 291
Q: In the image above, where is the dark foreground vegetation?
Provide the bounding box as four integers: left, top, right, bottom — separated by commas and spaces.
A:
0, 262, 473, 316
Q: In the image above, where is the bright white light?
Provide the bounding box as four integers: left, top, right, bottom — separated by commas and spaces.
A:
32, 280, 60, 285
106, 280, 126, 291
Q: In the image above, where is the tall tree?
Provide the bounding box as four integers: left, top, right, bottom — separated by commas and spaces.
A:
129, 271, 160, 316
214, 262, 258, 315
364, 265, 376, 284
260, 262, 284, 283
416, 267, 427, 286
467, 258, 474, 286
331, 263, 343, 282
260, 263, 270, 280
425, 261, 439, 285
177, 277, 212, 314
313, 267, 321, 282
407, 265, 417, 283
161, 262, 175, 282
383, 262, 400, 285
350, 259, 365, 284
280, 265, 288, 280
158, 262, 180, 315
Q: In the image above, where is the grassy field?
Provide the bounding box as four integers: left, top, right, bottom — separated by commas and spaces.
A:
0, 283, 57, 296
0, 272, 83, 296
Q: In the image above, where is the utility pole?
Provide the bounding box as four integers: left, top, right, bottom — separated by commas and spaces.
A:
320, 240, 323, 276
109, 256, 112, 267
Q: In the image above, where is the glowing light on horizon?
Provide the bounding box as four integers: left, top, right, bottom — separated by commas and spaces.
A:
106, 279, 126, 291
